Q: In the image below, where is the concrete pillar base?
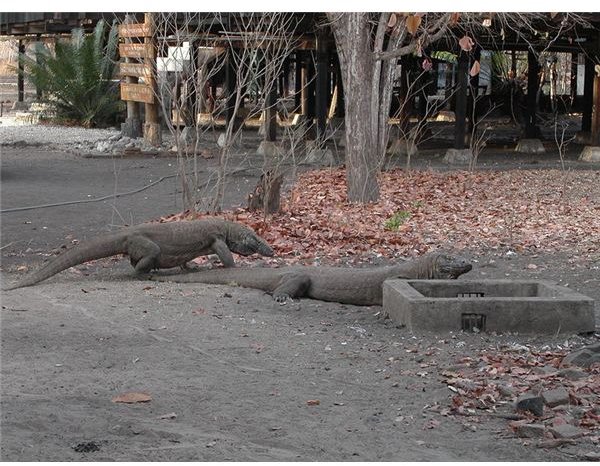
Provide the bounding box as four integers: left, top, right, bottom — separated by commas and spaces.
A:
11, 101, 29, 111
435, 110, 456, 122
387, 138, 418, 157
443, 148, 473, 165
121, 118, 142, 139
257, 140, 282, 157
143, 123, 162, 147
575, 131, 592, 145
304, 140, 335, 165
579, 146, 600, 162
180, 126, 198, 145
515, 138, 545, 154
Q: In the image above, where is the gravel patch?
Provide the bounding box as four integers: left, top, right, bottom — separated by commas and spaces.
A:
0, 119, 177, 155
0, 120, 119, 147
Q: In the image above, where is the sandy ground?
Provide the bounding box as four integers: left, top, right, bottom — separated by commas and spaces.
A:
1, 143, 599, 461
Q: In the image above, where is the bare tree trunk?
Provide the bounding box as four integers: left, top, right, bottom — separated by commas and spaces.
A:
329, 13, 379, 203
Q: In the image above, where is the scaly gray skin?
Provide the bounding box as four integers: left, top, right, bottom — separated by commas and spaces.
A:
150, 252, 472, 305
4, 219, 274, 291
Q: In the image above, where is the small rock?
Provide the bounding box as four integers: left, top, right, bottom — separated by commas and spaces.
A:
72, 441, 101, 453
497, 384, 516, 398
549, 423, 583, 440
515, 423, 546, 438
95, 141, 111, 152
542, 387, 570, 408
582, 451, 600, 461
561, 343, 600, 369
532, 365, 558, 376
558, 368, 587, 381
553, 405, 587, 419
516, 394, 544, 416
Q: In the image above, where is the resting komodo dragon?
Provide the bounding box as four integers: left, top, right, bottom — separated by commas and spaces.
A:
150, 251, 472, 305
4, 219, 274, 291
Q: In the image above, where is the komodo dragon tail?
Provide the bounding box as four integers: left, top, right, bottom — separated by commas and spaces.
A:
3, 234, 127, 291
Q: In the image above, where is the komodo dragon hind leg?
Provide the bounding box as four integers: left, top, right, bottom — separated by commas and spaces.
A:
127, 235, 162, 273
272, 273, 311, 304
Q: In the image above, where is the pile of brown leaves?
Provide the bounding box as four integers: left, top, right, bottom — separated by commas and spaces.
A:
162, 168, 600, 265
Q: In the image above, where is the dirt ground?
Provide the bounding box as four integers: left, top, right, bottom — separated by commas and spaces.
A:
1, 143, 599, 461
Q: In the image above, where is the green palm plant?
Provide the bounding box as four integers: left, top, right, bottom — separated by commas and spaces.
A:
21, 19, 122, 127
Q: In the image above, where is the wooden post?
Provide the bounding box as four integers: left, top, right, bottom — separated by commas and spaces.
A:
294, 51, 302, 112
17, 40, 25, 103
35, 35, 42, 100
143, 13, 161, 146
225, 47, 237, 127
265, 83, 277, 142
315, 31, 328, 140
121, 14, 142, 138
582, 55, 595, 133
468, 47, 481, 134
454, 50, 469, 150
334, 55, 344, 118
525, 49, 540, 139
398, 56, 410, 135
263, 48, 278, 143
570, 52, 579, 107
592, 73, 600, 146
305, 52, 316, 139
281, 56, 290, 97
185, 40, 198, 128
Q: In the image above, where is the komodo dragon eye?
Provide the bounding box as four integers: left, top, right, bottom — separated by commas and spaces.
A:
233, 236, 258, 255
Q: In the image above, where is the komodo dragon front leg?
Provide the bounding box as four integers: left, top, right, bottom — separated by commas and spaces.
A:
210, 238, 236, 267
272, 272, 311, 303
178, 239, 235, 271
127, 235, 162, 272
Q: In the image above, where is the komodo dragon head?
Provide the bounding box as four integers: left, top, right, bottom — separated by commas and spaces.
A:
226, 224, 274, 258
431, 252, 472, 278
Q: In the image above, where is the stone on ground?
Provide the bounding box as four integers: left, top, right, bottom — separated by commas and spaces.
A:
515, 138, 545, 154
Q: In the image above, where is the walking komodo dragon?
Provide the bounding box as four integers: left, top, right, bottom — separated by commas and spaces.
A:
150, 251, 472, 305
3, 219, 274, 291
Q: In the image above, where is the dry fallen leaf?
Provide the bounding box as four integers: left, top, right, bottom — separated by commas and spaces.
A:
112, 392, 152, 404
307, 399, 320, 406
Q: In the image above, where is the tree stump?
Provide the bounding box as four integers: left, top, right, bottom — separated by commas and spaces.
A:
247, 171, 284, 214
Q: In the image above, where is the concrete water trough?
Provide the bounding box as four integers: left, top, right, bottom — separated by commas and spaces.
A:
382, 279, 595, 334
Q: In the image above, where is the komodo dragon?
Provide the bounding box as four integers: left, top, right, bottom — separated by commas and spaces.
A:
150, 251, 472, 305
4, 219, 274, 291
